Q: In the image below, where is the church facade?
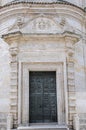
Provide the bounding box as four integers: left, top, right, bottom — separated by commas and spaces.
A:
0, 0, 86, 130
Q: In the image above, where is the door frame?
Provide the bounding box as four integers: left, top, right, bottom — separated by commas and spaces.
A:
18, 62, 67, 126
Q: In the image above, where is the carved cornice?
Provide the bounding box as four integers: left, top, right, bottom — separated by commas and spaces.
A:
2, 31, 22, 44
0, 3, 84, 23
2, 31, 81, 45
0, 0, 84, 13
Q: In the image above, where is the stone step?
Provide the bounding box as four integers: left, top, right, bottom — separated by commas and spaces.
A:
17, 125, 69, 130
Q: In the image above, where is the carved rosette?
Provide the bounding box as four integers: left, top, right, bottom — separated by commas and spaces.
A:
65, 37, 76, 129
9, 46, 18, 128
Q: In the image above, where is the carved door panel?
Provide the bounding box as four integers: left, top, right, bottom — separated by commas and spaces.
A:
29, 71, 57, 123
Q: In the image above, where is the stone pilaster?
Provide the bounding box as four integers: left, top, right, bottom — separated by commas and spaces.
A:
65, 37, 76, 129
9, 46, 18, 128
7, 114, 13, 130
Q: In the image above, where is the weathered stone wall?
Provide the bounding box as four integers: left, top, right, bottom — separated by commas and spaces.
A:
0, 38, 10, 113
0, 38, 10, 129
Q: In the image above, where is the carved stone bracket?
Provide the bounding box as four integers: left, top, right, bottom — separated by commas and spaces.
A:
9, 47, 18, 56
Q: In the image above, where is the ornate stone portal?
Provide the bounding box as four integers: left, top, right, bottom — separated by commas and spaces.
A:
2, 20, 80, 129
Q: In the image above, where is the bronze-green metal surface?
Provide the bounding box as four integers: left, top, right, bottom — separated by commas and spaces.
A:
29, 71, 57, 123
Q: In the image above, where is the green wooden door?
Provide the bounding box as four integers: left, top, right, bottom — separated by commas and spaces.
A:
29, 71, 57, 123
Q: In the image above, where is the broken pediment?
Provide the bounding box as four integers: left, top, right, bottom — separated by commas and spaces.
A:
22, 17, 63, 34
8, 16, 64, 34
7, 15, 81, 38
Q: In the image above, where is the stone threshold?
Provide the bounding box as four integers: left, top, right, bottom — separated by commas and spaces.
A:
17, 124, 69, 130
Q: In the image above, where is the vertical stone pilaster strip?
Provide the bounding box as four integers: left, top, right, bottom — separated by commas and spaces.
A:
57, 64, 65, 125
9, 46, 18, 128
65, 37, 76, 129
22, 64, 29, 125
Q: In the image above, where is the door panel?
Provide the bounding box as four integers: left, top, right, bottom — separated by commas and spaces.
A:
29, 71, 57, 123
